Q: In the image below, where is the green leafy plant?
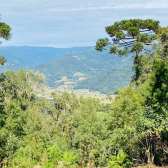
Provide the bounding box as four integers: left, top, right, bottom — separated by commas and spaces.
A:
109, 150, 131, 168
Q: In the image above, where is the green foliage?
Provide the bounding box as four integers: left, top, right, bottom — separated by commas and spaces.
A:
109, 46, 117, 54
115, 32, 126, 40
3, 69, 45, 104
0, 69, 46, 166
148, 57, 168, 112
107, 41, 168, 166
95, 19, 161, 82
62, 151, 76, 166
0, 15, 11, 67
48, 143, 63, 164
109, 150, 131, 168
105, 25, 119, 36
131, 43, 144, 53
161, 33, 168, 43
117, 47, 129, 56
95, 38, 108, 51
123, 21, 133, 30
0, 21, 12, 40
74, 66, 133, 94
0, 56, 6, 65
127, 27, 140, 37
136, 34, 148, 43
14, 146, 33, 167
72, 97, 111, 167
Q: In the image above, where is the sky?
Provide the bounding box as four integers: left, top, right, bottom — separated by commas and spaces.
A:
0, 0, 168, 48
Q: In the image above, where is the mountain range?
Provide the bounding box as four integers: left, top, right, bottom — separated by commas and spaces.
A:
32, 52, 133, 88
0, 46, 134, 94
0, 46, 99, 71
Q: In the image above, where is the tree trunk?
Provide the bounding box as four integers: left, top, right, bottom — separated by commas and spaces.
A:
135, 51, 140, 85
146, 137, 154, 168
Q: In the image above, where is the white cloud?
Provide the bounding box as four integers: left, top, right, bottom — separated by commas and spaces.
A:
0, 0, 168, 47
128, 0, 168, 9
46, 0, 168, 12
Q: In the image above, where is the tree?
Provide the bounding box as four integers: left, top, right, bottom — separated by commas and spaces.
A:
107, 42, 168, 166
72, 97, 111, 167
0, 14, 12, 65
0, 69, 45, 166
95, 19, 160, 83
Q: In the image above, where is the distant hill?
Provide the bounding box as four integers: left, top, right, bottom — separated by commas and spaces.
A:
0, 46, 99, 72
32, 52, 133, 87
74, 66, 133, 94
0, 46, 134, 94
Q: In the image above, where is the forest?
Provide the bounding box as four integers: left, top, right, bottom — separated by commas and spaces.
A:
74, 66, 133, 94
1, 18, 168, 168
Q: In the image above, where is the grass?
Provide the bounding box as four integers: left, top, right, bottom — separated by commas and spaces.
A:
73, 72, 86, 77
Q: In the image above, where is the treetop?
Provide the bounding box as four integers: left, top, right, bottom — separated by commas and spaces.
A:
95, 19, 160, 53
0, 15, 12, 40
105, 19, 160, 36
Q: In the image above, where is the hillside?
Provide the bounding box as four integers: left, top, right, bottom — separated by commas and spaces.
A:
0, 46, 134, 93
32, 53, 133, 87
74, 66, 133, 94
0, 46, 98, 72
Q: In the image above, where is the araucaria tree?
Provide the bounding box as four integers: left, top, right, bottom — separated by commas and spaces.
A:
0, 14, 12, 65
95, 19, 161, 83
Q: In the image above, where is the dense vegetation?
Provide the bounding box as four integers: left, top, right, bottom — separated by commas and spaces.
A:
74, 66, 133, 94
1, 17, 168, 167
32, 53, 133, 87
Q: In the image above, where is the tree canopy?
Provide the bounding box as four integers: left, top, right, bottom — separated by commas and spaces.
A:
0, 14, 12, 65
95, 19, 161, 82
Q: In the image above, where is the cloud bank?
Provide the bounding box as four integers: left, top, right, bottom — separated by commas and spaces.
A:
48, 0, 168, 12
0, 0, 167, 47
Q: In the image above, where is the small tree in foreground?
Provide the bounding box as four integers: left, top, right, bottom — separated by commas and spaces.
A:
95, 19, 161, 83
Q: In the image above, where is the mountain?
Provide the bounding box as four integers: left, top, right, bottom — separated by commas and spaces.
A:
74, 66, 133, 94
32, 52, 133, 87
0, 46, 99, 72
0, 46, 134, 93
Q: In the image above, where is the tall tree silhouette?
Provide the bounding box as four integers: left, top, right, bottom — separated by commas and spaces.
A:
95, 19, 161, 83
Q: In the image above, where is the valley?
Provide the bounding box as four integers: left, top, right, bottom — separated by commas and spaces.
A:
0, 46, 133, 94
0, 3, 167, 167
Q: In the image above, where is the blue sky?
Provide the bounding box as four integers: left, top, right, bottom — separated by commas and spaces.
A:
0, 0, 168, 48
